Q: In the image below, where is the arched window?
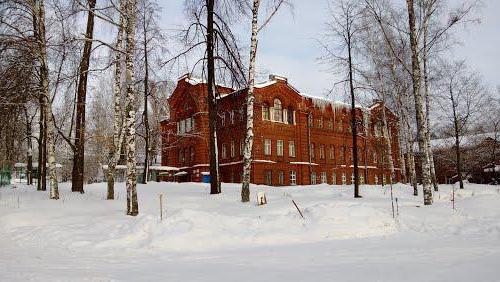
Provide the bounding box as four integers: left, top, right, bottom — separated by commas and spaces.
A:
262, 103, 270, 120
273, 99, 283, 122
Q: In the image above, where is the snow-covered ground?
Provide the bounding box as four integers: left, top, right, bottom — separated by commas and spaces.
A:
0, 181, 499, 281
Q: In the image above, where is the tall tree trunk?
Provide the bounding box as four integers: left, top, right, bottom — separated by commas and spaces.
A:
125, 0, 138, 215
422, 23, 439, 192
24, 109, 33, 185
141, 12, 150, 184
107, 0, 127, 200
72, 0, 97, 193
34, 8, 46, 192
241, 0, 260, 202
450, 88, 464, 189
348, 31, 360, 198
36, 0, 58, 199
206, 0, 220, 194
406, 0, 432, 205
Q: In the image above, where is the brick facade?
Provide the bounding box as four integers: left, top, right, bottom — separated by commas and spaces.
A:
161, 74, 402, 185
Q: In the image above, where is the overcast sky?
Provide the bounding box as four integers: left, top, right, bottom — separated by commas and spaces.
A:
159, 0, 500, 100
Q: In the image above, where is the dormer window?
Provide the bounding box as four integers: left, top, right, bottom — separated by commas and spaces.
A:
273, 99, 283, 122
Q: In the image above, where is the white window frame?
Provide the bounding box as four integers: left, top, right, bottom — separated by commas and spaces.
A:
289, 141, 296, 157
332, 172, 337, 185
273, 99, 283, 122
290, 170, 297, 185
277, 140, 284, 156
278, 171, 284, 185
264, 139, 272, 156
319, 144, 325, 159
342, 173, 347, 185
320, 172, 327, 183
311, 172, 317, 185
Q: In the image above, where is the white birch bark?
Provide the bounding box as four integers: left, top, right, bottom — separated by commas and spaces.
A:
241, 0, 260, 202
36, 0, 59, 199
107, 0, 127, 200
124, 0, 138, 215
406, 0, 432, 205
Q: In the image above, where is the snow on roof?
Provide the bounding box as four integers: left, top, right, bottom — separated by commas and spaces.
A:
149, 165, 179, 171
300, 93, 365, 111
430, 131, 499, 149
290, 161, 319, 165
254, 80, 277, 89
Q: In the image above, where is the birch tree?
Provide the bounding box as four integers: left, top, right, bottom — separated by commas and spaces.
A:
124, 0, 139, 215
107, 0, 127, 200
242, 0, 287, 202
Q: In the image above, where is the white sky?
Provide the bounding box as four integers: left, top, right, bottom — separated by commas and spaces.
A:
158, 0, 500, 99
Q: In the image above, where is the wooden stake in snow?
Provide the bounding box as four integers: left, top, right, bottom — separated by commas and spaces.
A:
395, 197, 399, 216
159, 194, 164, 221
292, 200, 304, 219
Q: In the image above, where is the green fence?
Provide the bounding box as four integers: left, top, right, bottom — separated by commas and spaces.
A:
0, 166, 12, 186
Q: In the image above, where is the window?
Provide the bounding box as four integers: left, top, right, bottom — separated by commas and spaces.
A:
321, 172, 327, 183
265, 170, 272, 185
264, 139, 272, 155
240, 139, 244, 156
230, 140, 235, 158
317, 117, 323, 128
179, 120, 185, 133
230, 111, 234, 124
373, 152, 377, 163
290, 171, 297, 185
327, 119, 333, 129
179, 149, 184, 163
329, 145, 335, 160
310, 143, 315, 159
382, 174, 387, 185
351, 174, 355, 185
221, 113, 226, 126
374, 122, 382, 137
319, 145, 325, 159
222, 144, 227, 159
337, 120, 343, 132
289, 141, 296, 157
308, 114, 313, 126
190, 146, 195, 161
311, 172, 317, 185
375, 175, 379, 185
185, 117, 192, 132
342, 173, 347, 185
278, 171, 284, 185
277, 140, 284, 156
350, 147, 353, 162
262, 103, 270, 120
287, 108, 294, 124
360, 174, 365, 184
340, 146, 345, 163
273, 99, 283, 122
332, 172, 337, 185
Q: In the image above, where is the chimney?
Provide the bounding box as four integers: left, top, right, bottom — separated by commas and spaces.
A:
269, 74, 287, 82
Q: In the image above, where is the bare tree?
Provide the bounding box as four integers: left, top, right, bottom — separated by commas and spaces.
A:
436, 60, 486, 189
242, 0, 288, 202
321, 0, 365, 198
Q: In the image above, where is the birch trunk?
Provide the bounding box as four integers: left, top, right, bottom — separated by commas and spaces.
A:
142, 10, 150, 184
72, 0, 97, 193
347, 26, 360, 198
36, 0, 59, 199
107, 0, 126, 200
422, 22, 439, 192
450, 86, 464, 189
34, 8, 46, 192
207, 0, 221, 194
25, 109, 33, 185
124, 0, 138, 215
241, 0, 260, 202
406, 0, 432, 205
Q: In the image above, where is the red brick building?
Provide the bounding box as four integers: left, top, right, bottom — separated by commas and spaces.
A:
160, 74, 402, 185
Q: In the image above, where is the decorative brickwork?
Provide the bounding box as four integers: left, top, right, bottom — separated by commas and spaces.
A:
161, 74, 402, 185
